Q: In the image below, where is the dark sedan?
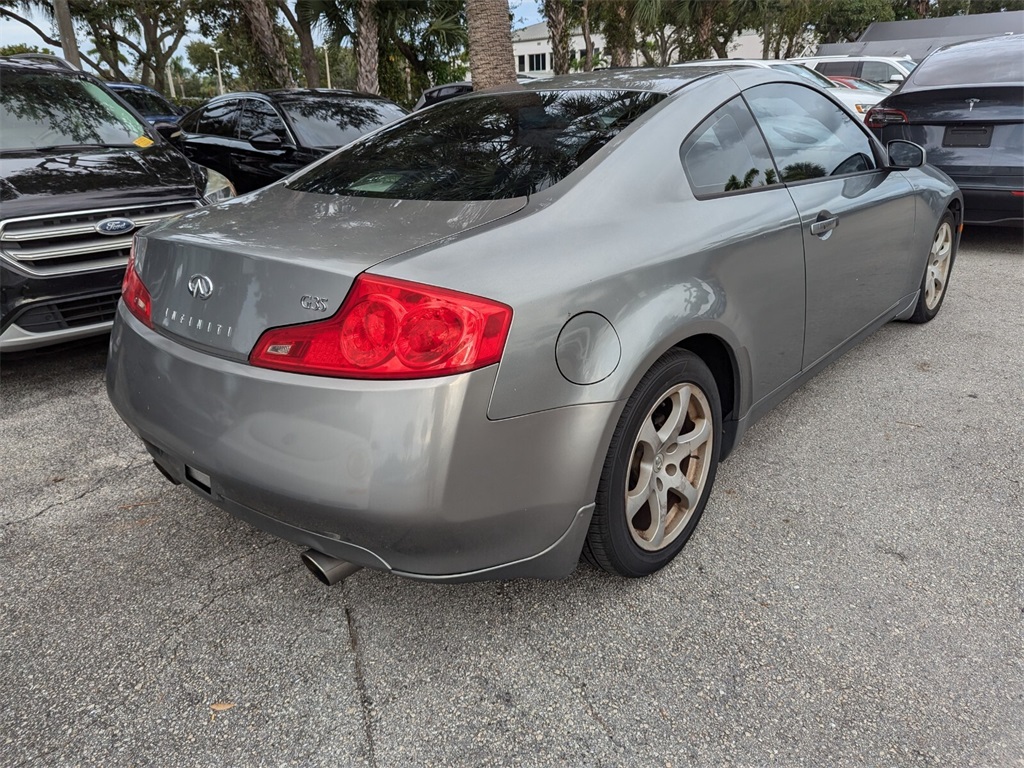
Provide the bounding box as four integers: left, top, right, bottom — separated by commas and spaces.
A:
174, 89, 408, 193
866, 34, 1024, 226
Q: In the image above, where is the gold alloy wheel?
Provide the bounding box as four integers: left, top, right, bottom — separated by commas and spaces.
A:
925, 220, 954, 311
624, 382, 713, 551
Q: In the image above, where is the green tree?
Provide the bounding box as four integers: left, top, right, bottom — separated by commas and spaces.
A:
809, 0, 896, 43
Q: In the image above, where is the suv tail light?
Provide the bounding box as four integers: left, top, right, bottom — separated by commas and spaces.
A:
250, 275, 513, 379
122, 241, 152, 328
865, 108, 908, 129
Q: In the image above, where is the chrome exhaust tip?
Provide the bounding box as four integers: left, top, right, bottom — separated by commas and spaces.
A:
301, 549, 362, 586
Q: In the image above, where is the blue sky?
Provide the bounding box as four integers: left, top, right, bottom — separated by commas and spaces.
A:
0, 3, 546, 58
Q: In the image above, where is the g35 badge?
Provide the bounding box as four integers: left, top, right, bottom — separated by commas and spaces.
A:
300, 295, 329, 312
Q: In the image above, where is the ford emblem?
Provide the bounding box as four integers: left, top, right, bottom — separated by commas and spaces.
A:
95, 217, 135, 235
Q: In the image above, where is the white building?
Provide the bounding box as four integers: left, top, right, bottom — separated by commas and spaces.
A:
511, 22, 766, 75
512, 22, 619, 75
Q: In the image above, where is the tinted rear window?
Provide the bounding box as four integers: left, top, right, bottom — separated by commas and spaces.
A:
912, 38, 1024, 86
278, 97, 407, 149
288, 89, 665, 201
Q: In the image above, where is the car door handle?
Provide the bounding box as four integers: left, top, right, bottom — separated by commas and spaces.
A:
810, 211, 839, 238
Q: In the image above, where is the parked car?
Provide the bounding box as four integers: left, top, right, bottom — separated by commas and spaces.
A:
866, 34, 1023, 227
107, 82, 186, 125
173, 89, 408, 193
107, 67, 960, 585
413, 77, 537, 110
791, 55, 918, 89
672, 59, 883, 118
827, 75, 891, 93
0, 57, 234, 352
414, 81, 472, 110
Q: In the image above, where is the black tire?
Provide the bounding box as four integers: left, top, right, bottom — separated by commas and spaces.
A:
584, 349, 722, 577
906, 210, 957, 324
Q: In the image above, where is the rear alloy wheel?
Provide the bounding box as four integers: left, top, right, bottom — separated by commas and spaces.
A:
907, 211, 956, 324
584, 349, 722, 577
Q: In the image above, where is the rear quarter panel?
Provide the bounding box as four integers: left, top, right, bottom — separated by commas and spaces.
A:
375, 75, 808, 423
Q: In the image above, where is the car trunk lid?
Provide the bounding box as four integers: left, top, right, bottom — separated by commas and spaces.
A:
137, 184, 526, 359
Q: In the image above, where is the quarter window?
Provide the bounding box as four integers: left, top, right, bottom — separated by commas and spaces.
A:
196, 100, 240, 138
680, 97, 780, 197
744, 83, 877, 182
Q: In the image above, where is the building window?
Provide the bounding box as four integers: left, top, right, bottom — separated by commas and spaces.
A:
528, 53, 547, 72
517, 55, 525, 72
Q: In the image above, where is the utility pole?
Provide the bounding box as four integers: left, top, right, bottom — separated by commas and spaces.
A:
52, 0, 81, 68
324, 47, 331, 89
213, 47, 225, 95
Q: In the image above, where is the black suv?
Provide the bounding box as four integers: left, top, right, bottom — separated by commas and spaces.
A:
0, 58, 234, 351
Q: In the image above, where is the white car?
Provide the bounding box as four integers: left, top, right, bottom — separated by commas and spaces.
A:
789, 55, 918, 90
671, 60, 883, 119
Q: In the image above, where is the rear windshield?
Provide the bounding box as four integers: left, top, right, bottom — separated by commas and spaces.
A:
770, 62, 838, 89
0, 72, 152, 150
115, 88, 174, 117
288, 89, 665, 200
912, 39, 1023, 86
278, 97, 407, 149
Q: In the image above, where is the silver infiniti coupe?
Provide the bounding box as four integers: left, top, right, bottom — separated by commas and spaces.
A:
106, 67, 961, 584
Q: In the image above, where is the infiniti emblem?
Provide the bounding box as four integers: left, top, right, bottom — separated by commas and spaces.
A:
188, 274, 214, 300
95, 217, 135, 236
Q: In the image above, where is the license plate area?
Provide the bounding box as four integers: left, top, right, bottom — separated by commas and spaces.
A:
943, 125, 992, 148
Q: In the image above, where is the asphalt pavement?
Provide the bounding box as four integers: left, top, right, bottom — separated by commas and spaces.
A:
1, 227, 1021, 767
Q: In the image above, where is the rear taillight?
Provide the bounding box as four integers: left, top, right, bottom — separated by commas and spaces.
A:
250, 275, 513, 379
122, 241, 152, 328
865, 108, 908, 130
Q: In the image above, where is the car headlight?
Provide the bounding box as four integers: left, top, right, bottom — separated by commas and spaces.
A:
203, 168, 236, 204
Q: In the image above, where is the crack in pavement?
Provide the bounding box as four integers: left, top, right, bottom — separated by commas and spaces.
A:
343, 581, 378, 768
2, 458, 150, 529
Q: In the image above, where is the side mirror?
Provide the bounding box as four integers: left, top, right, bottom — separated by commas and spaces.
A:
248, 131, 284, 151
890, 73, 905, 83
153, 121, 181, 141
888, 140, 925, 169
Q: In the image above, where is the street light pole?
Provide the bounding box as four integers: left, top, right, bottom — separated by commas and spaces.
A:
324, 47, 331, 89
212, 47, 225, 95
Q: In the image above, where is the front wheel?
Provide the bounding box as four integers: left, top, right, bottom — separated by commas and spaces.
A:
906, 211, 957, 324
584, 349, 722, 577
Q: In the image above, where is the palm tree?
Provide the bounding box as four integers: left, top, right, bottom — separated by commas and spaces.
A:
239, 0, 296, 88
465, 0, 514, 89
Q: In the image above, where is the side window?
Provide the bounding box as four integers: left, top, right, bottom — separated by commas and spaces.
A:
238, 99, 289, 141
744, 83, 877, 182
680, 97, 780, 197
818, 61, 860, 77
179, 109, 201, 133
196, 100, 240, 138
861, 61, 895, 83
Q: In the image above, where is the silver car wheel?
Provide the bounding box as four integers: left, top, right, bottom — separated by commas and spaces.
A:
925, 220, 953, 311
625, 382, 713, 552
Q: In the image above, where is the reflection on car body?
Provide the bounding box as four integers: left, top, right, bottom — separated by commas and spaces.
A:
107, 67, 961, 586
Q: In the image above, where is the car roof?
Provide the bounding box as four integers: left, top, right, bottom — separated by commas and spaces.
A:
486, 66, 742, 95
0, 55, 82, 74
791, 55, 915, 62
107, 82, 161, 92
256, 88, 392, 102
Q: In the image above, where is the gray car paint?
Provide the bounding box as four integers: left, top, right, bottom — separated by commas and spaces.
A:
107, 67, 961, 581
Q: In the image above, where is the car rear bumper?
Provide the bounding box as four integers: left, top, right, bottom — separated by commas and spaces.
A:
106, 305, 617, 581
958, 186, 1024, 226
